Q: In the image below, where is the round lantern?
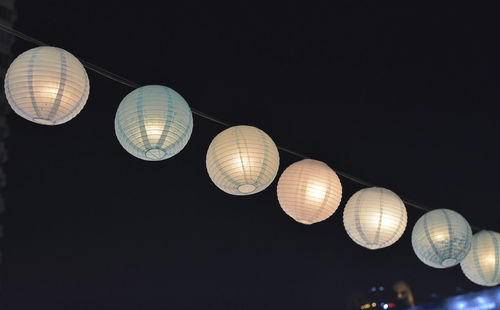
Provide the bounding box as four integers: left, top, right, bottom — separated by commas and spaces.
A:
4, 46, 90, 125
461, 230, 500, 286
114, 85, 193, 161
343, 187, 407, 250
206, 125, 279, 195
412, 209, 472, 268
277, 159, 342, 224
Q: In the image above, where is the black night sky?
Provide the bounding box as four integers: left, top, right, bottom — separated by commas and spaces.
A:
2, 1, 500, 309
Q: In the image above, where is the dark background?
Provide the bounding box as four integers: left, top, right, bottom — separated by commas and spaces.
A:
2, 0, 500, 309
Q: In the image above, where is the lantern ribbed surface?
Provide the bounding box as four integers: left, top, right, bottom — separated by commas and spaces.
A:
461, 230, 500, 287
343, 187, 407, 250
412, 209, 472, 268
114, 85, 193, 161
206, 125, 279, 195
4, 46, 89, 125
276, 159, 342, 225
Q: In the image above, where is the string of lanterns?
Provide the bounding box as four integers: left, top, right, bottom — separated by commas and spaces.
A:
3, 43, 500, 287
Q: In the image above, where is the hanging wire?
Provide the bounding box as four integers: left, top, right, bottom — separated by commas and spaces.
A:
0, 23, 482, 231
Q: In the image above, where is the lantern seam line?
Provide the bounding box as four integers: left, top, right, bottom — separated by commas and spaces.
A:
423, 212, 444, 264
441, 209, 454, 261
374, 187, 384, 246
233, 127, 250, 187
47, 48, 67, 122
353, 190, 371, 247
208, 134, 241, 189
136, 87, 152, 151
27, 47, 42, 119
473, 232, 488, 285
386, 197, 406, 248
4, 62, 18, 118
311, 166, 334, 223
62, 66, 89, 120
252, 129, 270, 189
294, 161, 306, 223
155, 86, 174, 149
488, 231, 499, 283
115, 114, 146, 156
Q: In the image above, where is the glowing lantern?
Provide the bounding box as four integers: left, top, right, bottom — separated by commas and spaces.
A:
114, 85, 193, 161
461, 230, 500, 286
206, 125, 279, 195
276, 159, 342, 224
343, 187, 407, 250
411, 209, 472, 268
4, 46, 90, 125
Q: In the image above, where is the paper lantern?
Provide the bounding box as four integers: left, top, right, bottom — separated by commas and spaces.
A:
115, 85, 193, 161
412, 209, 472, 268
461, 230, 500, 286
206, 125, 279, 195
277, 159, 342, 224
343, 187, 407, 250
4, 46, 89, 125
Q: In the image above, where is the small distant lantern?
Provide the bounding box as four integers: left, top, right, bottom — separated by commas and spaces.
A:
412, 209, 472, 268
277, 159, 342, 224
4, 46, 90, 125
461, 230, 500, 286
206, 125, 279, 195
115, 85, 193, 161
343, 187, 407, 250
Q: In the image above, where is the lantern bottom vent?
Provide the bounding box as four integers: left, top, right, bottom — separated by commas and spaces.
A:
145, 148, 166, 160
238, 184, 256, 193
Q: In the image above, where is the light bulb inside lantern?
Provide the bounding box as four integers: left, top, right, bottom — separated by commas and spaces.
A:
34, 86, 58, 103
305, 181, 327, 202
232, 154, 247, 170
381, 215, 399, 228
43, 87, 58, 97
231, 154, 258, 193
145, 122, 164, 144
435, 234, 445, 241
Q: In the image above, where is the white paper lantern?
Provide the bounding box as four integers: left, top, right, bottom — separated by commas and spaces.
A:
277, 159, 342, 224
115, 85, 193, 161
206, 125, 279, 195
461, 230, 500, 287
412, 209, 472, 268
343, 187, 407, 250
4, 46, 89, 125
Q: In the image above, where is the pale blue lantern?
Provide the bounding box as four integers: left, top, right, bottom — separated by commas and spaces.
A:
114, 85, 193, 161
411, 209, 472, 268
461, 230, 500, 286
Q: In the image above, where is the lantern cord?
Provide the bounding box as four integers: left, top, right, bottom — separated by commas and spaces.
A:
0, 24, 236, 128
0, 23, 483, 231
